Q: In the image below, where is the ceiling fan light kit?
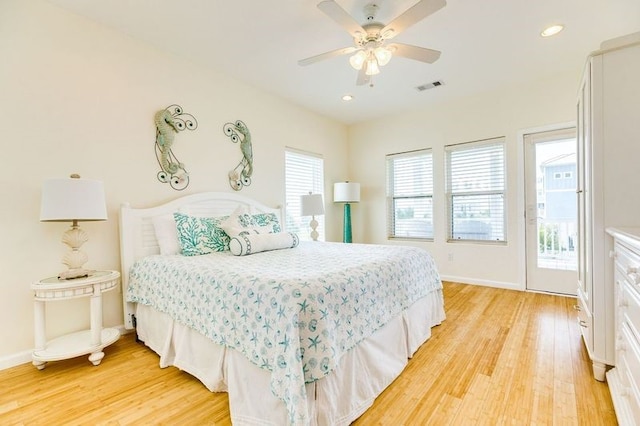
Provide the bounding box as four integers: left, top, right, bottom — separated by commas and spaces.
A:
299, 0, 446, 86
374, 47, 392, 66
365, 58, 380, 76
349, 50, 367, 69
348, 45, 392, 77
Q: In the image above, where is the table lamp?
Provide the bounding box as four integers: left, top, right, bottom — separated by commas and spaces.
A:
333, 182, 360, 243
301, 192, 325, 241
40, 174, 108, 279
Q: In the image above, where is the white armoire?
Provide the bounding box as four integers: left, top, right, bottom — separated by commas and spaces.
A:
575, 32, 640, 383
607, 228, 640, 424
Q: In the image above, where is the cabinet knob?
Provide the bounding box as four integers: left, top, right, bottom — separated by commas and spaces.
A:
627, 266, 638, 275
579, 320, 588, 328
573, 304, 581, 312
619, 297, 628, 308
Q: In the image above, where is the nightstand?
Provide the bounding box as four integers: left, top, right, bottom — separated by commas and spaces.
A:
31, 270, 121, 370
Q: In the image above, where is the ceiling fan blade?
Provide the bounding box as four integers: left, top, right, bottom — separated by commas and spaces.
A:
356, 64, 371, 86
298, 46, 358, 66
388, 43, 441, 63
381, 0, 446, 39
317, 1, 366, 38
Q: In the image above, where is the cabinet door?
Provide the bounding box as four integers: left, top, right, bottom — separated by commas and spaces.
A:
576, 60, 592, 311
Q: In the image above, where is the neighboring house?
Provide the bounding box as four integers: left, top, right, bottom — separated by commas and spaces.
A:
540, 153, 577, 221
539, 153, 577, 254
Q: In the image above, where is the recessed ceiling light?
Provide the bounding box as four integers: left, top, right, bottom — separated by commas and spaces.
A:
541, 24, 564, 37
342, 94, 354, 101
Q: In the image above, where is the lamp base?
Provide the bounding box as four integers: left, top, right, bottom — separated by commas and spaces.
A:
59, 221, 92, 279
343, 203, 352, 243
309, 216, 319, 241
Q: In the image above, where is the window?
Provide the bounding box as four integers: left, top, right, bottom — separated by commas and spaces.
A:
285, 149, 325, 241
386, 149, 433, 239
446, 137, 506, 242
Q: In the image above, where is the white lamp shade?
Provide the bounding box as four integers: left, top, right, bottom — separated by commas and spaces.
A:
365, 58, 380, 76
334, 182, 360, 203
374, 47, 392, 66
301, 193, 325, 216
40, 177, 108, 222
349, 50, 367, 70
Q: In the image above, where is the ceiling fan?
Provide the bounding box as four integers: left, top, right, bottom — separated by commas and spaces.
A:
299, 0, 446, 86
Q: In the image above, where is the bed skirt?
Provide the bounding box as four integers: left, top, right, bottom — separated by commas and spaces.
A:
135, 289, 445, 425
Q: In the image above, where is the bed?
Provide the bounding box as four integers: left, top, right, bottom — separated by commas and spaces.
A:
119, 191, 445, 425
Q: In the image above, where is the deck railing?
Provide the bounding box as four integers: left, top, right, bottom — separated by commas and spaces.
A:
537, 218, 577, 270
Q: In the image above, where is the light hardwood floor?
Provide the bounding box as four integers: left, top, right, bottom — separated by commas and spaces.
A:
0, 282, 616, 425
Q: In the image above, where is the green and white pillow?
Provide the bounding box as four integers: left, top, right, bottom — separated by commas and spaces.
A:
221, 206, 282, 237
173, 212, 230, 256
252, 212, 281, 233
171, 208, 282, 256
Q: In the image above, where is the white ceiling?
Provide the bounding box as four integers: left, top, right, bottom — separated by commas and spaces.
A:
47, 0, 640, 125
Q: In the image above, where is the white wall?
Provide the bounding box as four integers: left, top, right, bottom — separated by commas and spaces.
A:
348, 71, 579, 289
0, 0, 348, 364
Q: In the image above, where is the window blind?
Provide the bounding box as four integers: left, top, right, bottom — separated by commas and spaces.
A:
386, 149, 433, 239
446, 138, 506, 242
285, 149, 325, 241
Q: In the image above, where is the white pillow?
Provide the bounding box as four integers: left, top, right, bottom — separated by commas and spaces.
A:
229, 232, 299, 256
152, 214, 181, 255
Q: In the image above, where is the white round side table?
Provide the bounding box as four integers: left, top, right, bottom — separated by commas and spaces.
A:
31, 270, 120, 370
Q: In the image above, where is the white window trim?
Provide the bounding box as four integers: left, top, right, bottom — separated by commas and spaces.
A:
445, 137, 507, 244
386, 148, 434, 241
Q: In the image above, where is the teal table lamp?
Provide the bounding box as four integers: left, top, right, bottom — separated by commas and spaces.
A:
333, 182, 360, 243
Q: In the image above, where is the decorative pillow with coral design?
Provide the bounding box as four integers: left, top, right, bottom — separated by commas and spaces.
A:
173, 212, 230, 256
221, 206, 282, 237
252, 212, 281, 233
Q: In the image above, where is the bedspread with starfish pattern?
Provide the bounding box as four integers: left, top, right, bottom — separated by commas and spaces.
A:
127, 241, 442, 425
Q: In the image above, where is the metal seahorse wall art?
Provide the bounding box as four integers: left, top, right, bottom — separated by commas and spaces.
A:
154, 104, 198, 191
223, 120, 253, 191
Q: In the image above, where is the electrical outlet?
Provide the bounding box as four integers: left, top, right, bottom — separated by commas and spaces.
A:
448, 253, 454, 261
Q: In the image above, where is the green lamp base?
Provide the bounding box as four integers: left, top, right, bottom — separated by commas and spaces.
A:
343, 203, 352, 243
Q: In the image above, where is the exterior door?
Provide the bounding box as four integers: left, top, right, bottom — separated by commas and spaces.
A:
524, 128, 578, 295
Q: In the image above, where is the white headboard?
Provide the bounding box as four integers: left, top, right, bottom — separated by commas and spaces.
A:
119, 191, 283, 329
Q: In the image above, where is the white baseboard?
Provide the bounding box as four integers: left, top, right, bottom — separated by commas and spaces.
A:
0, 325, 130, 371
0, 349, 32, 371
440, 275, 523, 291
